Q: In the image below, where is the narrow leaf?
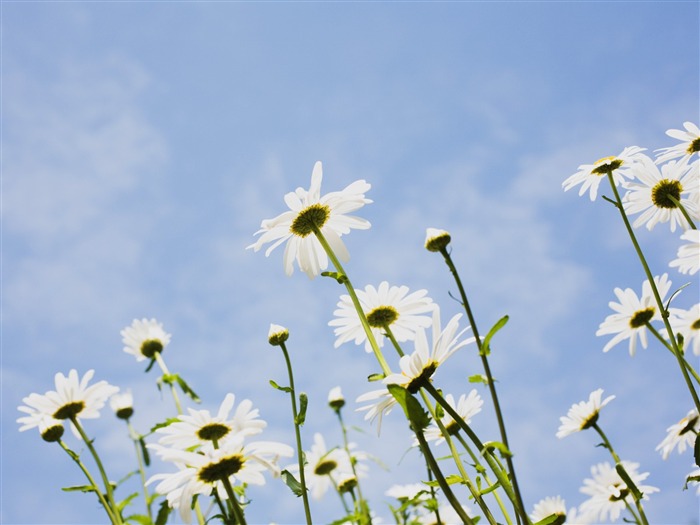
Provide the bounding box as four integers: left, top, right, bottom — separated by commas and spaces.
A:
387, 384, 430, 431
117, 491, 139, 512
296, 392, 308, 426
615, 463, 643, 500
695, 433, 700, 468
124, 515, 152, 525
280, 469, 306, 497
62, 484, 97, 493
533, 514, 565, 525
480, 315, 509, 356
481, 441, 513, 458
150, 418, 180, 434
155, 499, 171, 525
139, 437, 151, 467
321, 271, 348, 284
175, 375, 201, 403
468, 374, 489, 384
367, 373, 385, 382
269, 379, 292, 393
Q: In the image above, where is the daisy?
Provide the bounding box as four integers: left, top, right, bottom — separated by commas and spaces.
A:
247, 161, 371, 278
17, 412, 65, 443
149, 435, 293, 524
17, 369, 119, 434
110, 390, 134, 420
556, 389, 615, 438
328, 386, 345, 411
356, 387, 399, 436
596, 274, 671, 356
267, 323, 289, 346
384, 308, 474, 394
329, 281, 435, 353
577, 461, 658, 523
623, 155, 699, 232
562, 146, 646, 201
423, 390, 483, 445
121, 318, 172, 362
669, 304, 700, 355
155, 393, 265, 450
424, 227, 451, 252
289, 433, 348, 500
656, 409, 699, 460
530, 496, 567, 524
687, 466, 700, 496
669, 229, 700, 275
655, 121, 700, 164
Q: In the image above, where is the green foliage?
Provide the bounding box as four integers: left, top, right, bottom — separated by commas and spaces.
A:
296, 392, 308, 426
481, 441, 513, 459
480, 315, 509, 356
269, 379, 292, 393
155, 499, 171, 525
62, 484, 98, 493
615, 463, 643, 500
280, 469, 307, 497
387, 384, 430, 432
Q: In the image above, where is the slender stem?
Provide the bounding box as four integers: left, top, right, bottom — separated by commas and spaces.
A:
312, 226, 391, 376
279, 341, 314, 525
668, 195, 698, 230
425, 463, 442, 525
384, 325, 406, 358
127, 421, 153, 521
646, 322, 700, 384
336, 409, 371, 525
437, 247, 527, 523
154, 352, 184, 415
70, 417, 123, 524
606, 173, 700, 413
212, 490, 234, 525
624, 500, 643, 525
58, 440, 119, 525
220, 477, 247, 525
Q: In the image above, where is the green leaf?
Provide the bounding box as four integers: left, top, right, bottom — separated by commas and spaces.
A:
478, 481, 501, 496
481, 441, 513, 458
124, 514, 152, 525
321, 271, 348, 284
615, 463, 643, 500
139, 436, 151, 467
155, 499, 171, 525
695, 433, 700, 468
480, 315, 509, 356
150, 418, 180, 434
296, 392, 308, 426
386, 384, 430, 431
468, 374, 490, 384
62, 484, 97, 493
269, 379, 292, 393
117, 492, 139, 512
443, 474, 464, 485
116, 470, 139, 487
175, 375, 201, 403
367, 373, 385, 382
532, 513, 566, 525
280, 469, 306, 497
144, 358, 157, 373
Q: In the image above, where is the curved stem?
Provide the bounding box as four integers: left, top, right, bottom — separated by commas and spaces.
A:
668, 194, 698, 230
279, 341, 314, 525
606, 173, 700, 413
336, 409, 371, 525
154, 352, 183, 415
384, 325, 406, 358
646, 322, 700, 384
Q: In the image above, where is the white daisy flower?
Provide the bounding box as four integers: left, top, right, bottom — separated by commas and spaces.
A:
149, 435, 293, 524
247, 161, 371, 278
556, 389, 615, 438
384, 308, 474, 393
121, 318, 172, 362
530, 495, 567, 524
328, 386, 345, 411
656, 409, 699, 460
17, 370, 119, 437
669, 303, 700, 355
288, 433, 348, 500
623, 155, 699, 232
670, 229, 700, 275
596, 274, 672, 356
155, 393, 265, 450
655, 121, 700, 164
17, 412, 65, 443
356, 387, 398, 435
563, 146, 646, 201
329, 281, 435, 353
423, 390, 483, 445
577, 461, 658, 523
110, 390, 134, 420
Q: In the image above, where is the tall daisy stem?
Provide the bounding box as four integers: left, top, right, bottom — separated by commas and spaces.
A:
312, 225, 391, 376
278, 340, 314, 525
154, 352, 184, 415
668, 195, 698, 230
127, 421, 153, 521
436, 247, 528, 523
221, 477, 247, 525
606, 174, 700, 413
335, 408, 371, 525
646, 322, 700, 384
58, 439, 119, 525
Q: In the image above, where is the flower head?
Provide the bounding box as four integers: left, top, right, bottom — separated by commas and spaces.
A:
121, 318, 172, 362
155, 393, 265, 450
247, 161, 371, 278
328, 386, 345, 411
563, 146, 646, 201
655, 121, 700, 164
623, 155, 698, 232
656, 409, 699, 460
268, 323, 289, 346
329, 281, 434, 353
669, 229, 700, 275
596, 274, 671, 355
289, 433, 349, 500
530, 496, 567, 525
425, 227, 451, 252
423, 390, 483, 445
577, 461, 658, 523
669, 304, 700, 356
556, 388, 615, 438
17, 369, 119, 438
110, 390, 134, 420
356, 387, 398, 435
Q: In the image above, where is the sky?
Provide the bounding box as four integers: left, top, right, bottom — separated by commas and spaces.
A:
2, 1, 699, 524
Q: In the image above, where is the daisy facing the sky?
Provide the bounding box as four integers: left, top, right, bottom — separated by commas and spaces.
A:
655, 408, 699, 460
247, 161, 372, 278
121, 318, 172, 362
595, 273, 672, 356
329, 281, 435, 353
655, 121, 700, 164
423, 390, 483, 445
562, 145, 646, 201
556, 388, 615, 438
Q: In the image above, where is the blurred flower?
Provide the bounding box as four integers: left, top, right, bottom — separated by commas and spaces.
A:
669, 303, 700, 355
563, 146, 646, 201
556, 388, 615, 438
385, 483, 429, 501
17, 411, 65, 443
328, 386, 345, 411
247, 161, 371, 278
17, 370, 119, 438
110, 390, 134, 420
669, 229, 700, 275
267, 323, 289, 346
687, 466, 700, 496
530, 495, 567, 524
356, 387, 398, 435
149, 435, 293, 524
577, 461, 658, 523
384, 308, 473, 393
596, 274, 671, 355
289, 433, 348, 500
121, 318, 172, 362
416, 501, 472, 525
623, 155, 698, 232
155, 393, 265, 450
423, 390, 483, 445
656, 409, 699, 460
329, 281, 434, 353
424, 227, 451, 252
655, 121, 700, 163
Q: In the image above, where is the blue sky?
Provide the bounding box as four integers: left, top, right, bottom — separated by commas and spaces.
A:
2, 1, 699, 524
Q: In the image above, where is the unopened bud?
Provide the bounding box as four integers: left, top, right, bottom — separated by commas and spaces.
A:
425, 228, 451, 252
328, 386, 345, 411
268, 324, 289, 346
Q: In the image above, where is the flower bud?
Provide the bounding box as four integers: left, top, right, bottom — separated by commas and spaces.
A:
268, 324, 289, 346
424, 228, 451, 252
110, 391, 134, 421
39, 417, 65, 443
328, 386, 345, 411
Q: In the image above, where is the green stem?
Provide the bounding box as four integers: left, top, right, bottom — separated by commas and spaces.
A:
58, 439, 119, 525
127, 421, 153, 521
278, 341, 314, 525
646, 322, 700, 384
70, 417, 123, 524
384, 325, 406, 358
668, 195, 698, 230
437, 247, 528, 524
212, 489, 235, 525
154, 352, 184, 415
312, 225, 391, 376
606, 173, 700, 413
220, 477, 247, 525
336, 409, 371, 525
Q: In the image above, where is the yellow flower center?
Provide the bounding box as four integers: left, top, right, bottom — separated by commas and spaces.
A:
591, 156, 623, 176
366, 306, 399, 328
651, 179, 683, 209
198, 454, 244, 483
